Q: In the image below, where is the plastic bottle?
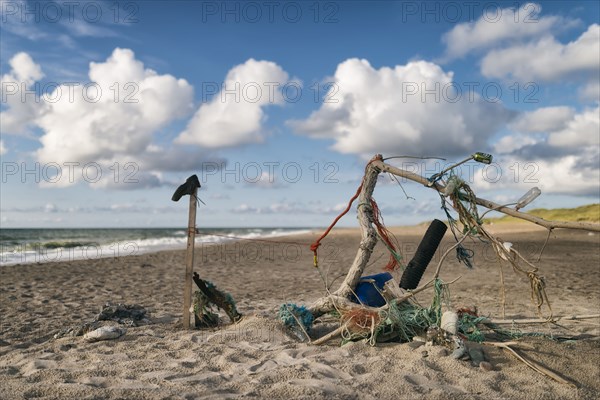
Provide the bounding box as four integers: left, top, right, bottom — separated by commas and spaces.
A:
515, 187, 541, 211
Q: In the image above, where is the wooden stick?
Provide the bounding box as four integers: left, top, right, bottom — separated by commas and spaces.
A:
486, 342, 576, 387
394, 278, 435, 303
373, 160, 600, 232
312, 324, 346, 345
488, 314, 600, 325
182, 189, 198, 329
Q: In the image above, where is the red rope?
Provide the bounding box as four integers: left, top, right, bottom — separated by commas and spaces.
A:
371, 199, 400, 271
309, 181, 363, 267
197, 230, 311, 246
309, 155, 384, 268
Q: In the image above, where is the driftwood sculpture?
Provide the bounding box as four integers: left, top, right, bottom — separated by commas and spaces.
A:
308, 154, 599, 325
288, 153, 600, 386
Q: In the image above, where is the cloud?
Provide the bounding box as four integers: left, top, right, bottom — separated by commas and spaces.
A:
0, 52, 45, 134
0, 0, 47, 41
0, 140, 6, 155
176, 59, 291, 148
509, 106, 575, 133
2, 203, 179, 214
547, 106, 599, 148
288, 58, 512, 157
477, 153, 599, 197
232, 201, 348, 215
134, 144, 226, 173
246, 171, 286, 189
498, 106, 599, 155
480, 24, 600, 82
579, 80, 600, 102
1, 0, 121, 41
441, 3, 570, 60
493, 134, 541, 155
484, 106, 600, 196
32, 48, 195, 186
60, 18, 119, 38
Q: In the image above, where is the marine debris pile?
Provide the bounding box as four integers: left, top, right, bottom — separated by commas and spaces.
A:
54, 303, 150, 341
275, 153, 599, 386
180, 152, 598, 386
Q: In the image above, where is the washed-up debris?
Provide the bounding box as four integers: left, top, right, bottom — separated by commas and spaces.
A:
278, 303, 314, 342
440, 311, 458, 335
83, 326, 127, 342
96, 303, 150, 326
297, 153, 599, 389
192, 272, 242, 328
53, 303, 149, 339
54, 321, 100, 339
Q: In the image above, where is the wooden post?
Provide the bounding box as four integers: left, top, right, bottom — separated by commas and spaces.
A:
182, 188, 198, 329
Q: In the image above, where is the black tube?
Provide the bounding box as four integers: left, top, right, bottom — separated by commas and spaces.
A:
399, 219, 447, 290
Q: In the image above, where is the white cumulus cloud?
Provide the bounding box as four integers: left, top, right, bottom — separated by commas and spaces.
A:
441, 3, 568, 60
486, 106, 600, 196
0, 52, 45, 134
0, 140, 6, 155
36, 48, 194, 166
481, 24, 600, 82
579, 80, 600, 103
547, 106, 600, 148
288, 58, 511, 157
176, 59, 291, 148
509, 106, 575, 133
30, 48, 198, 187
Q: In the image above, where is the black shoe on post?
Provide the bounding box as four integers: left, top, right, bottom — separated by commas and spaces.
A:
171, 175, 201, 202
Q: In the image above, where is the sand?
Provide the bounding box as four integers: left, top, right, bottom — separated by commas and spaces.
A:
1, 224, 599, 399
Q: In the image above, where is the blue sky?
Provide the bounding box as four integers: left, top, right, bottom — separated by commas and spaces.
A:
1, 1, 599, 228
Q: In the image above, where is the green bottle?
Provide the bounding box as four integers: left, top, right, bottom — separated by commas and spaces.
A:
472, 152, 493, 164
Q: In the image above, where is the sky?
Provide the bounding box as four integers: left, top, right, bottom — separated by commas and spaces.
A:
0, 0, 599, 228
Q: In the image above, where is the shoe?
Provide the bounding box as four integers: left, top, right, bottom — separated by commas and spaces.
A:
171, 174, 201, 202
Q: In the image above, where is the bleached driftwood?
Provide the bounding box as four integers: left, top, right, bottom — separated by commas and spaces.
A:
485, 341, 576, 387
489, 314, 600, 325
309, 156, 381, 317
309, 154, 600, 318
373, 160, 600, 232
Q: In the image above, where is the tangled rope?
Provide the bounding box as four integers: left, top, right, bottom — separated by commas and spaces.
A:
309, 155, 401, 272
310, 182, 363, 268
370, 199, 403, 271
440, 173, 552, 318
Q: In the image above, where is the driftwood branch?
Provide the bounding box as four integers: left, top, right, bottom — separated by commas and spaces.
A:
485, 341, 577, 387
312, 324, 346, 345
373, 160, 600, 232
309, 156, 382, 317
488, 314, 600, 325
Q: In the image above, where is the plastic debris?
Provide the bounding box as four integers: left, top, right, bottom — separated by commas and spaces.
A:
83, 326, 126, 342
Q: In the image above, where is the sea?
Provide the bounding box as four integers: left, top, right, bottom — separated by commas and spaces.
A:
0, 228, 313, 266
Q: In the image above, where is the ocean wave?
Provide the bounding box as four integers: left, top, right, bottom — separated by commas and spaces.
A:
0, 228, 313, 266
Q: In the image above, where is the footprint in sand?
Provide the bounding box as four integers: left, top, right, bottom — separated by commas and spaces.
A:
404, 373, 465, 395
21, 359, 58, 377
79, 376, 110, 388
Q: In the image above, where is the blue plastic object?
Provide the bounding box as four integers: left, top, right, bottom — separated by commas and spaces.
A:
351, 272, 393, 307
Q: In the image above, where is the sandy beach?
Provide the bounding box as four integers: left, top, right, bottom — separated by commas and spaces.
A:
1, 224, 599, 399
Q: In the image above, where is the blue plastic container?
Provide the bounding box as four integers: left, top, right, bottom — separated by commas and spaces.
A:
350, 272, 393, 307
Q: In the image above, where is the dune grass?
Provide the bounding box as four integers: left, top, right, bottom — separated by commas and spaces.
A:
484, 204, 600, 224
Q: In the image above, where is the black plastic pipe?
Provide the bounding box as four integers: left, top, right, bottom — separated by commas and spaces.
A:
399, 219, 448, 290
